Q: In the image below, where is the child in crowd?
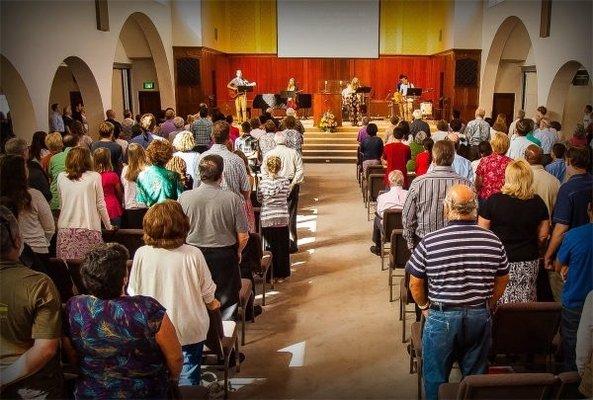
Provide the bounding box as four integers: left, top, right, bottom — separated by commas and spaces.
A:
165, 155, 193, 191
258, 156, 291, 280
93, 147, 123, 227
415, 138, 434, 176
545, 142, 567, 182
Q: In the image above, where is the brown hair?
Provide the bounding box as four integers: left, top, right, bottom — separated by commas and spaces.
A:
140, 113, 156, 133
98, 121, 114, 138
212, 121, 230, 144
432, 140, 455, 166
436, 119, 449, 131
66, 146, 93, 180
146, 139, 174, 167
93, 147, 113, 173
143, 200, 189, 249
165, 156, 187, 187
264, 120, 276, 133
124, 143, 146, 181
283, 116, 297, 130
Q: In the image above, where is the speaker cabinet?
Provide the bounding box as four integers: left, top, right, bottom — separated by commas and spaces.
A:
455, 58, 478, 87
176, 58, 200, 86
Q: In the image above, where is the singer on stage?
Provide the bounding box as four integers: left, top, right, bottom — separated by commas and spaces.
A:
227, 69, 254, 123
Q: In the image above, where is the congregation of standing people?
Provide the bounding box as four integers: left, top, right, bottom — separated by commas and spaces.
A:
0, 103, 304, 398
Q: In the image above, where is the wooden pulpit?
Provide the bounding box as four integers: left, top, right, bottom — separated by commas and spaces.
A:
313, 93, 343, 127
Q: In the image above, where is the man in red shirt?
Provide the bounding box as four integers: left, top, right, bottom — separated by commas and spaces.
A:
383, 126, 411, 188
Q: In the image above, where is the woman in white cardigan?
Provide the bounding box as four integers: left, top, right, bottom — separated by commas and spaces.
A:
128, 200, 219, 386
57, 146, 113, 260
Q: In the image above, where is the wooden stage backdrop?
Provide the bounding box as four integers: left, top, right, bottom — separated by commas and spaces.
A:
173, 47, 480, 122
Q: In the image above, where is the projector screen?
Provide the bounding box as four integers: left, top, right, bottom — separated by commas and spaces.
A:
277, 0, 380, 58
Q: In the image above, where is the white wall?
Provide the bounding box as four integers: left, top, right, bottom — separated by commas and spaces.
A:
171, 0, 203, 46
494, 61, 523, 115
48, 66, 79, 113
131, 59, 159, 114
480, 0, 592, 125
452, 0, 482, 49
0, 0, 175, 140
111, 68, 124, 120
562, 82, 593, 138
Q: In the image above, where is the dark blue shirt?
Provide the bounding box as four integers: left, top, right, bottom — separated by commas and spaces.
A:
558, 223, 593, 309
130, 133, 157, 149
552, 173, 593, 228
361, 136, 383, 161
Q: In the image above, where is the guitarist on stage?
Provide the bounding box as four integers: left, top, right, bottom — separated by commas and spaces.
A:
227, 70, 255, 123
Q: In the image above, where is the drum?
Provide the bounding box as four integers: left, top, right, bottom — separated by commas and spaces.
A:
420, 101, 433, 117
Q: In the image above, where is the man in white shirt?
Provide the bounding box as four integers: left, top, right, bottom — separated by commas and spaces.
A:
49, 103, 64, 133
370, 170, 407, 255
507, 119, 537, 160
262, 132, 304, 252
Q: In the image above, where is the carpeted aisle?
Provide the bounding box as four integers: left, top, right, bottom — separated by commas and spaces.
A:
231, 163, 416, 399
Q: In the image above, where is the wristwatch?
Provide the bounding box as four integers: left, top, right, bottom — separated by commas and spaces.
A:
418, 301, 430, 310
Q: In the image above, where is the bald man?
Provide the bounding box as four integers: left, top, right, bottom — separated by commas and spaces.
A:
525, 144, 560, 216
406, 184, 509, 399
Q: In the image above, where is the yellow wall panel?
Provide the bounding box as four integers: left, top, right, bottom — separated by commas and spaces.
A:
203, 0, 452, 55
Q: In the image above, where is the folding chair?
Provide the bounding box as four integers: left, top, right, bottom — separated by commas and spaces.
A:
409, 318, 424, 400
380, 209, 402, 271
203, 308, 240, 399
238, 278, 254, 346
366, 174, 385, 220
490, 302, 561, 370
438, 373, 558, 400
362, 164, 384, 202
356, 149, 363, 186
389, 229, 411, 302
102, 228, 144, 258
399, 271, 418, 343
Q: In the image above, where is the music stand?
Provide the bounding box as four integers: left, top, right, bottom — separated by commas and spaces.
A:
356, 86, 372, 94
237, 86, 254, 96
280, 90, 297, 99
407, 88, 422, 97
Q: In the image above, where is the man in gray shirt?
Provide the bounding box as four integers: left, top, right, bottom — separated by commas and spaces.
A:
179, 154, 249, 321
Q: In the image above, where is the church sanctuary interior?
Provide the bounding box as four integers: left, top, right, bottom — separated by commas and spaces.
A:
1, 0, 593, 399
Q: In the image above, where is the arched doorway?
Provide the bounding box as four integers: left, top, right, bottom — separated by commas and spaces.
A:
48, 56, 104, 136
481, 16, 536, 121
112, 12, 174, 121
546, 61, 592, 139
0, 54, 37, 141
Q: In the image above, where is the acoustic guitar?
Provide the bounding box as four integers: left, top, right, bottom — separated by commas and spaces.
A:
228, 82, 256, 99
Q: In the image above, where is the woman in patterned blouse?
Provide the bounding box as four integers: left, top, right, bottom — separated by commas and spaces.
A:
63, 243, 182, 399
475, 131, 513, 207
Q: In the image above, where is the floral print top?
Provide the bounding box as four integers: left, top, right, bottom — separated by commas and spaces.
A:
475, 153, 513, 200
66, 295, 169, 399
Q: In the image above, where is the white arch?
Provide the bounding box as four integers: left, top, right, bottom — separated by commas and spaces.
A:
480, 16, 534, 115
545, 61, 587, 123
116, 12, 175, 111
0, 54, 37, 140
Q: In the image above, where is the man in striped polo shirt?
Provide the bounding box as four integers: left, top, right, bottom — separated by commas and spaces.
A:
402, 140, 471, 250
406, 184, 509, 400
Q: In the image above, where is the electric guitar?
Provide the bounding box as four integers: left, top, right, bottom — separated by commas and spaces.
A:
228, 82, 256, 99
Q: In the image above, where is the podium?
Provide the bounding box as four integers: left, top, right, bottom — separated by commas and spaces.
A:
313, 80, 344, 128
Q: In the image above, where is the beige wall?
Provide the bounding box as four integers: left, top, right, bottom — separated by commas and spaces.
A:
563, 82, 593, 138
0, 0, 175, 141
111, 69, 124, 120
48, 66, 79, 115
131, 58, 159, 114
494, 61, 523, 116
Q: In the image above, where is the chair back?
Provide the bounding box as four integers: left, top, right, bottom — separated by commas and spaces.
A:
46, 258, 75, 301
241, 233, 263, 274
204, 308, 225, 359
368, 174, 385, 202
553, 371, 581, 400
391, 229, 411, 269
366, 164, 384, 179
491, 302, 561, 357
65, 259, 86, 295
102, 229, 144, 258
382, 209, 403, 243
459, 373, 557, 399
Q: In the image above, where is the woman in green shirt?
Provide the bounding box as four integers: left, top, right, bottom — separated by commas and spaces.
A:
136, 140, 182, 206
406, 130, 427, 172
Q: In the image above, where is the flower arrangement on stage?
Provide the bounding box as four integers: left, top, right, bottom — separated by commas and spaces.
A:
319, 111, 337, 132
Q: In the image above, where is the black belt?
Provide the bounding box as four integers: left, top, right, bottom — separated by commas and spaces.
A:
429, 302, 488, 312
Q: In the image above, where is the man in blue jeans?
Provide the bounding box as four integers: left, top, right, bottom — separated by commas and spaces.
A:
555, 202, 593, 371
406, 184, 509, 399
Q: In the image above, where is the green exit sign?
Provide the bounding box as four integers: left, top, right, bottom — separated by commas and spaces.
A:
143, 81, 155, 90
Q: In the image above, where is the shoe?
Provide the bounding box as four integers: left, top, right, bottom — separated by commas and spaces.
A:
253, 305, 263, 318
289, 243, 299, 254
370, 246, 381, 256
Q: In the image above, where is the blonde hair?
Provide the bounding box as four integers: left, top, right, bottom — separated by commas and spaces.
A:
501, 160, 534, 200
388, 170, 404, 187
490, 131, 510, 155
172, 130, 196, 152
93, 147, 113, 173
266, 156, 282, 177
45, 132, 63, 153
125, 143, 146, 182
165, 156, 187, 187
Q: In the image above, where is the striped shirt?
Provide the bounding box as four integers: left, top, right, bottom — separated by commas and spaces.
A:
257, 177, 290, 228
406, 221, 509, 306
402, 166, 470, 249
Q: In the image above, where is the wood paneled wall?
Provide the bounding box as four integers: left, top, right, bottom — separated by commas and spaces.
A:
173, 47, 479, 121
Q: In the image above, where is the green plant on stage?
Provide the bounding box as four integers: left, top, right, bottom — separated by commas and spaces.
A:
319, 111, 337, 132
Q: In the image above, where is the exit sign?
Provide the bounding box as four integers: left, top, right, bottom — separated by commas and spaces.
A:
143, 81, 155, 90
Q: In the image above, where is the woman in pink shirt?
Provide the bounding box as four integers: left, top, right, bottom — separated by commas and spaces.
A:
93, 148, 123, 227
